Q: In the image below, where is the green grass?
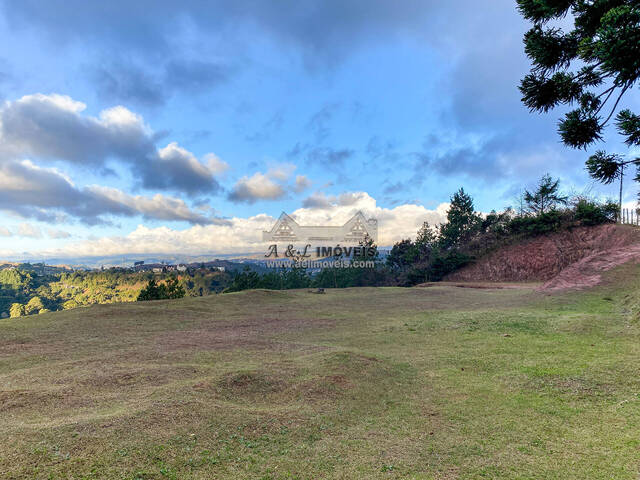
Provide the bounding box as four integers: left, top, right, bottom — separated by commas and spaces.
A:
1, 264, 640, 479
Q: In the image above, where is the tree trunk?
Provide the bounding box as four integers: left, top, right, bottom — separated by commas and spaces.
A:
619, 163, 624, 223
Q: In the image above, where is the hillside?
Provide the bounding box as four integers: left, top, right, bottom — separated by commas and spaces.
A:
446, 224, 640, 290
2, 267, 640, 478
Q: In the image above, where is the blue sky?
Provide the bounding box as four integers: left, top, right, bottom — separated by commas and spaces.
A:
0, 0, 637, 259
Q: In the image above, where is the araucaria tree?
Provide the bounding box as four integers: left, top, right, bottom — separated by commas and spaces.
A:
518, 1, 640, 195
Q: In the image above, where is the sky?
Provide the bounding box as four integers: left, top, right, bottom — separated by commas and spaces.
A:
0, 0, 638, 261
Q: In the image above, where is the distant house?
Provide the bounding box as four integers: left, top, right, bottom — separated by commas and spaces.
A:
152, 267, 163, 274
214, 266, 225, 272
177, 265, 187, 272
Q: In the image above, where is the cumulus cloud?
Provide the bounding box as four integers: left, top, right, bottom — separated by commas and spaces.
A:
88, 185, 228, 225
0, 159, 219, 225
204, 153, 230, 175
0, 226, 11, 237
0, 93, 223, 196
228, 164, 311, 204
142, 142, 223, 194
18, 192, 450, 258
228, 172, 286, 204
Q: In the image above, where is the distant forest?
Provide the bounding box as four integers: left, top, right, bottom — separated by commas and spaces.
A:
1, 267, 234, 318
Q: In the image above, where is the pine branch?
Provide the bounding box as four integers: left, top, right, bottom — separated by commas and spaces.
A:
602, 84, 631, 127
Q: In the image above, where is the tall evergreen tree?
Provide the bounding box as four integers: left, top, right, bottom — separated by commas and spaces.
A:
438, 188, 481, 249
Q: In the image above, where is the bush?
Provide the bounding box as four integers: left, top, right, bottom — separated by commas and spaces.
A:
428, 251, 471, 281
508, 210, 565, 236
574, 199, 617, 226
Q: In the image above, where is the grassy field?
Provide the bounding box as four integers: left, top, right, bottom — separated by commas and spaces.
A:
1, 265, 640, 479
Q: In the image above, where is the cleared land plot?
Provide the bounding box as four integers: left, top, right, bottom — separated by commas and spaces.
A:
1, 264, 640, 479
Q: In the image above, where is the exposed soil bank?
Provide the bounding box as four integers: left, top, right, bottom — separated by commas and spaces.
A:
445, 224, 640, 290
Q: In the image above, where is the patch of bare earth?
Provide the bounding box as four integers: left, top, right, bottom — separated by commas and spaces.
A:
445, 224, 640, 291
540, 243, 640, 291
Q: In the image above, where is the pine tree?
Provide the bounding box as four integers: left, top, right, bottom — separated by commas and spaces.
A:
523, 174, 568, 214
438, 188, 481, 249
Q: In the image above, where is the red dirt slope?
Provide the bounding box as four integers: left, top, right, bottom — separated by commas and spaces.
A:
445, 224, 640, 290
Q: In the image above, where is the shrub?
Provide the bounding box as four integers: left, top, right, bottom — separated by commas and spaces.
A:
574, 199, 617, 226
508, 210, 565, 236
428, 251, 471, 281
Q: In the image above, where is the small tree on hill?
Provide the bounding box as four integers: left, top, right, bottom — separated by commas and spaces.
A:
25, 296, 44, 315
137, 279, 160, 301
9, 303, 24, 318
137, 276, 185, 301
164, 276, 186, 299
524, 174, 568, 215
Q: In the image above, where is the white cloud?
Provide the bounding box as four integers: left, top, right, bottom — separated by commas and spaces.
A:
0, 93, 223, 195
228, 172, 286, 203
17, 192, 450, 258
0, 159, 217, 225
204, 153, 230, 175
228, 164, 312, 203
87, 185, 224, 225
0, 226, 11, 237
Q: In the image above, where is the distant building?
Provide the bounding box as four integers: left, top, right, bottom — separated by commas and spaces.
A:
177, 265, 187, 272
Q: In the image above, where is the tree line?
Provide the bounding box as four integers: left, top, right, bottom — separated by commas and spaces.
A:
221, 174, 618, 293
2, 267, 233, 318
